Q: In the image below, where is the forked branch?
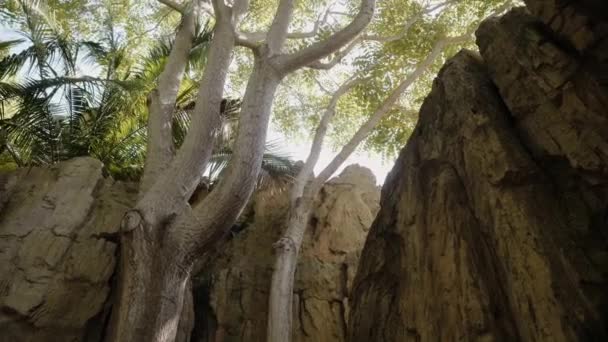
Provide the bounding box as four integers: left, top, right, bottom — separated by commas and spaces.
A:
137, 1, 238, 220
312, 31, 472, 190
237, 7, 330, 46
290, 76, 361, 203
266, 0, 297, 54
274, 0, 376, 74
140, 10, 196, 194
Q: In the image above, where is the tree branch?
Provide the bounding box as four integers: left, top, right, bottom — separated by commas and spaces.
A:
306, 37, 361, 70
137, 11, 236, 219
362, 0, 458, 43
266, 0, 297, 54
140, 11, 197, 194
231, 0, 250, 23
290, 76, 360, 203
311, 33, 461, 190
211, 0, 229, 19
165, 0, 313, 252
274, 0, 376, 74
313, 76, 333, 94
158, 0, 185, 13
175, 58, 283, 254
235, 35, 259, 49
239, 6, 331, 45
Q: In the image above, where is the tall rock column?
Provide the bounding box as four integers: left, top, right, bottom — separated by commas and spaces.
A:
348, 5, 608, 340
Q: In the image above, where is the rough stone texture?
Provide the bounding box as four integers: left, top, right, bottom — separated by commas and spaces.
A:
0, 158, 379, 342
191, 165, 380, 342
478, 8, 608, 178
0, 157, 135, 342
348, 4, 608, 342
523, 0, 608, 57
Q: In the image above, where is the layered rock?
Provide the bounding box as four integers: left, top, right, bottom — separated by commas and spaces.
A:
348, 3, 608, 342
0, 158, 135, 342
192, 165, 380, 342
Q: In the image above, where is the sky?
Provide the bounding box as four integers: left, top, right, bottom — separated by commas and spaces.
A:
268, 126, 393, 184
0, 17, 396, 185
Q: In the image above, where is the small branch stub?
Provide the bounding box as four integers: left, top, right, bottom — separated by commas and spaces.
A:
272, 236, 297, 252
121, 210, 143, 233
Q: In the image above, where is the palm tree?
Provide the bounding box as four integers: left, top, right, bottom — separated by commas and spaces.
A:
0, 0, 298, 184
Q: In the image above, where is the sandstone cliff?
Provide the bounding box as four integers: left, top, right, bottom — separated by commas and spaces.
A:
0, 158, 135, 342
191, 165, 380, 342
348, 1, 608, 341
0, 159, 379, 342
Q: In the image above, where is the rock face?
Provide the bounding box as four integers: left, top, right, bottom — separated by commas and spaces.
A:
348, 2, 608, 341
0, 159, 379, 342
0, 158, 135, 342
192, 165, 380, 342
2, 2, 607, 341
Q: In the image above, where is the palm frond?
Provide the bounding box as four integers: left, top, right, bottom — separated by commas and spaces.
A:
0, 43, 44, 79
207, 139, 298, 189
0, 39, 26, 54
187, 20, 213, 73
80, 41, 108, 65
0, 92, 59, 164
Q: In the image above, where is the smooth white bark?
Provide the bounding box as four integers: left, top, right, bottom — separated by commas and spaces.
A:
109, 2, 239, 341
239, 8, 330, 45
141, 11, 196, 194
289, 77, 360, 204
171, 57, 283, 253
111, 0, 382, 339
266, 3, 378, 342
266, 0, 296, 54
137, 6, 237, 224
274, 0, 376, 74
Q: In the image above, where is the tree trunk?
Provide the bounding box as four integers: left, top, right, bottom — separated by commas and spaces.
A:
267, 197, 313, 342
265, 19, 461, 340
176, 279, 195, 342
105, 218, 191, 342
102, 0, 378, 340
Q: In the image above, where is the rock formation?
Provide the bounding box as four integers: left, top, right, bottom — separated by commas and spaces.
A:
0, 159, 379, 341
0, 158, 135, 341
191, 165, 380, 342
2, 1, 607, 341
348, 1, 608, 341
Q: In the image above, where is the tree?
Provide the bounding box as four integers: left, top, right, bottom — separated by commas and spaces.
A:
95, 0, 377, 340
0, 1, 297, 183
266, 0, 515, 340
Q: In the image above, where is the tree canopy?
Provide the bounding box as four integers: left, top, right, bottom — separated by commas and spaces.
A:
0, 0, 299, 183
0, 0, 516, 178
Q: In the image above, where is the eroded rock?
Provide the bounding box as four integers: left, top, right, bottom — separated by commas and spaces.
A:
192, 165, 380, 342
0, 157, 135, 342
348, 4, 608, 342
